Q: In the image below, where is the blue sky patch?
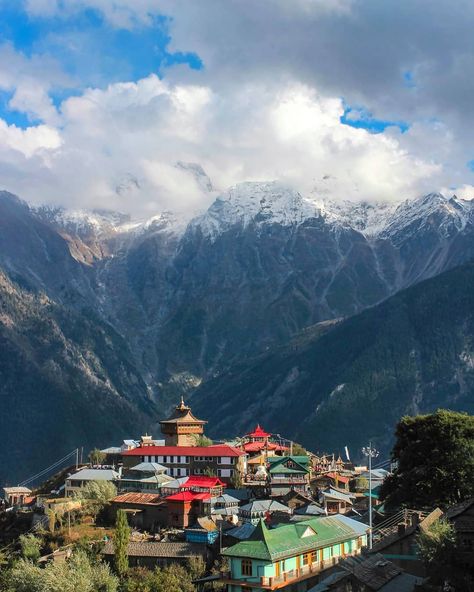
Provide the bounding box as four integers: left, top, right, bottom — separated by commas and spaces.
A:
0, 3, 203, 124
340, 106, 409, 134
467, 160, 474, 172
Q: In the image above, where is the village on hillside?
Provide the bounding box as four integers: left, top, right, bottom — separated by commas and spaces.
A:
1, 401, 473, 591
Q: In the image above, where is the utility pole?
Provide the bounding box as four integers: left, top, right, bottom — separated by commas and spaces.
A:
362, 442, 379, 549
75, 448, 79, 470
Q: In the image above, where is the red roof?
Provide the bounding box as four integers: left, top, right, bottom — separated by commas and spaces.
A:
123, 444, 245, 457
166, 491, 212, 502
248, 424, 271, 438
326, 472, 350, 484
243, 441, 287, 453
184, 476, 225, 488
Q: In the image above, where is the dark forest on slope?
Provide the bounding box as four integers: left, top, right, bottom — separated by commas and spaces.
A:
192, 262, 474, 461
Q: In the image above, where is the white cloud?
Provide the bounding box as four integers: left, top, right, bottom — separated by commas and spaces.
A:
0, 73, 447, 215
3, 1, 474, 213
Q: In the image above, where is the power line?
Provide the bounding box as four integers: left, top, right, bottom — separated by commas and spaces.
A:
18, 449, 78, 487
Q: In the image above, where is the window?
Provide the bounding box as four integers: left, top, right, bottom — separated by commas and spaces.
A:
302, 553, 310, 565
241, 559, 252, 576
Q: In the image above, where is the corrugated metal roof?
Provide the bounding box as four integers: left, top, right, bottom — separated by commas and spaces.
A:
67, 468, 119, 481
102, 541, 205, 558
112, 492, 164, 505
239, 499, 290, 514
223, 515, 368, 561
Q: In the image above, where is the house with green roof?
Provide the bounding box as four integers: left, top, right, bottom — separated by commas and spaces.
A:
221, 515, 367, 591
267, 455, 310, 497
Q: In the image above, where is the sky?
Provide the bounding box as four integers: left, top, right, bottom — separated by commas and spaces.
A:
1, 0, 474, 216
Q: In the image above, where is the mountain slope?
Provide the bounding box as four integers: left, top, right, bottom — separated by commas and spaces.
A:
191, 262, 474, 459
0, 270, 157, 486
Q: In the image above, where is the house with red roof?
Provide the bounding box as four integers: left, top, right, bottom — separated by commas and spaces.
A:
123, 443, 246, 485
165, 476, 225, 527
243, 424, 287, 455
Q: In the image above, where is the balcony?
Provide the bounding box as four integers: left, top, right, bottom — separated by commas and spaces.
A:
271, 476, 307, 483
221, 550, 362, 590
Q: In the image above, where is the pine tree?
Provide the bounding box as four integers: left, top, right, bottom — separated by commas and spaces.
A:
113, 509, 130, 578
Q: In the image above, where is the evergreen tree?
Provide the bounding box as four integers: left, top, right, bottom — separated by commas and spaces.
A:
380, 409, 474, 509
113, 509, 130, 578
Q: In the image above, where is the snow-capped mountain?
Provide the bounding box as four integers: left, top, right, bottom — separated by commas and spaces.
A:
4, 184, 474, 484
190, 181, 318, 239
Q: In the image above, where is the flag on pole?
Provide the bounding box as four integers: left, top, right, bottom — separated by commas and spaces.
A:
344, 446, 350, 461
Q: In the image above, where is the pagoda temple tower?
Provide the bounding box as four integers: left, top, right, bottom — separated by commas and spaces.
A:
159, 398, 207, 446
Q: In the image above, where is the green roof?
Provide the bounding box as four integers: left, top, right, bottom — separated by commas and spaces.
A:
268, 455, 309, 466
222, 516, 367, 562
267, 456, 309, 475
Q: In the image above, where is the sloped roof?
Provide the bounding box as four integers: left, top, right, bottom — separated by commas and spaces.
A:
248, 424, 271, 438
227, 522, 256, 540
223, 515, 368, 561
209, 494, 240, 505
320, 488, 355, 504
112, 492, 163, 505
268, 456, 310, 474
295, 502, 326, 516
184, 476, 225, 488
67, 468, 119, 482
102, 541, 204, 558
130, 462, 168, 473
446, 497, 474, 520
326, 472, 350, 484
159, 398, 207, 425
239, 499, 290, 514
166, 491, 212, 502
187, 516, 218, 532
124, 444, 245, 457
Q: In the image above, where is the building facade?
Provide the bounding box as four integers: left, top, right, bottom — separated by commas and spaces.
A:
222, 515, 368, 591
123, 444, 246, 484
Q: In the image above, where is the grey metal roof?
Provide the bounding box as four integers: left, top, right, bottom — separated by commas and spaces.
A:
209, 494, 240, 505
295, 502, 326, 516
239, 499, 291, 514
102, 541, 205, 558
67, 468, 119, 481
162, 477, 188, 489
320, 488, 355, 504
119, 474, 172, 485
101, 446, 122, 454
130, 462, 168, 474
227, 522, 256, 540
211, 506, 239, 516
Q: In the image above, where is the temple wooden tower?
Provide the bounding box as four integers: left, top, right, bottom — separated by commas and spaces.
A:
159, 398, 207, 446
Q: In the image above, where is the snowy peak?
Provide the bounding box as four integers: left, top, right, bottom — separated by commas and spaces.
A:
190, 181, 319, 238
380, 192, 474, 243
314, 199, 398, 237
35, 205, 137, 238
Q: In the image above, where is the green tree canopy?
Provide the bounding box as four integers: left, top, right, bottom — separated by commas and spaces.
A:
3, 550, 118, 592
380, 409, 474, 509
88, 448, 106, 466
19, 534, 42, 563
113, 509, 131, 579
192, 434, 213, 447
417, 519, 473, 591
